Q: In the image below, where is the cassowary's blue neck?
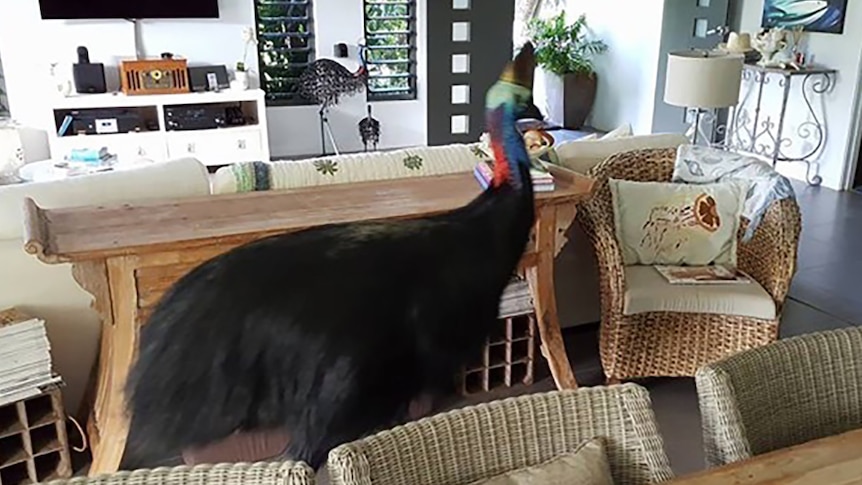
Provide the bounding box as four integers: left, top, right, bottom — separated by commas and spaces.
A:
486, 105, 531, 190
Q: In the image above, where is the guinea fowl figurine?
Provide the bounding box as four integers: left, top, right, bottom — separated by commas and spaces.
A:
125, 42, 538, 470
358, 104, 381, 151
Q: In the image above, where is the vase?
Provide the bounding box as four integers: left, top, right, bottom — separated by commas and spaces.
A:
232, 71, 249, 90
562, 71, 598, 130
534, 69, 599, 129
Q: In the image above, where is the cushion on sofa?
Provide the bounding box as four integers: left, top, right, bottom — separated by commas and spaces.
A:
212, 143, 485, 194
623, 265, 776, 319
467, 437, 613, 485
0, 157, 211, 241
554, 133, 689, 174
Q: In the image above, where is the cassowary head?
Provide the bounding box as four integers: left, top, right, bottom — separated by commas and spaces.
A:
485, 42, 536, 188
485, 42, 535, 120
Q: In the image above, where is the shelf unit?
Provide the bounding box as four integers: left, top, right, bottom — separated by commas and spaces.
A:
47, 89, 270, 167
461, 313, 536, 396
0, 387, 72, 485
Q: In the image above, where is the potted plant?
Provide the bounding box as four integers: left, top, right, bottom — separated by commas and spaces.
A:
233, 26, 258, 90
527, 12, 607, 129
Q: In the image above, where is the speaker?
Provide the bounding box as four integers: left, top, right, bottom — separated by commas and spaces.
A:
73, 46, 107, 94
188, 65, 230, 92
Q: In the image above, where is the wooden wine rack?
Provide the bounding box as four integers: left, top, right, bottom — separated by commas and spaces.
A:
461, 313, 536, 395
0, 387, 72, 485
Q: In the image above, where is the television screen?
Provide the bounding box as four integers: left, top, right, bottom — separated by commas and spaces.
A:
39, 0, 220, 20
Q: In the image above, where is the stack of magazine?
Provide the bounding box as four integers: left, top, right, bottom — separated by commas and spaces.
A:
499, 276, 535, 318
0, 312, 62, 407
654, 265, 752, 285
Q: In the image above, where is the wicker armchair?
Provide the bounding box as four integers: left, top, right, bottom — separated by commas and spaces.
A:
45, 462, 316, 485
577, 148, 801, 382
696, 326, 862, 468
327, 383, 674, 485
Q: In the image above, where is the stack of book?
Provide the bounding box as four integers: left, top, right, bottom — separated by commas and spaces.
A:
0, 310, 62, 407
499, 276, 535, 318
474, 159, 555, 192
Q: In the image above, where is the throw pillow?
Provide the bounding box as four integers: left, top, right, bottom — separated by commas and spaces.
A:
467, 437, 613, 485
609, 178, 748, 266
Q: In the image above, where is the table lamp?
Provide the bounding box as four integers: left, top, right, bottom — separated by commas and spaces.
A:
664, 50, 744, 145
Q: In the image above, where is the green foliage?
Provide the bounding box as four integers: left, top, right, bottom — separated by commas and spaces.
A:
255, 1, 314, 103
363, 0, 415, 97
527, 12, 607, 76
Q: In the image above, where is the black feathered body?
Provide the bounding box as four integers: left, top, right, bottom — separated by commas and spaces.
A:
125, 162, 535, 468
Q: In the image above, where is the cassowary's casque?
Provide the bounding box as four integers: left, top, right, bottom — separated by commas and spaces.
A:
125, 42, 538, 469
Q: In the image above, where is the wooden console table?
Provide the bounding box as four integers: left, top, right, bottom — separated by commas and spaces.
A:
21, 166, 594, 476
669, 428, 862, 484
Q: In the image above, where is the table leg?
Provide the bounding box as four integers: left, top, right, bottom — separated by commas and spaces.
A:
73, 258, 139, 476
527, 205, 578, 390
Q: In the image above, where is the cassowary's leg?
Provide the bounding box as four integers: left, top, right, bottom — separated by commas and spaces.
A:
407, 393, 435, 420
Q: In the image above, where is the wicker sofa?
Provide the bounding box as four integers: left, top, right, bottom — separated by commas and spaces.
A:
696, 326, 862, 468
327, 383, 674, 485
577, 148, 802, 382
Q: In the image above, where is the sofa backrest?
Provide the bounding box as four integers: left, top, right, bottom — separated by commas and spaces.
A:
212, 143, 486, 195
0, 157, 211, 241
554, 133, 689, 175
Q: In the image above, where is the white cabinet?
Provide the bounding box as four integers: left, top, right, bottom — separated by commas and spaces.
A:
48, 89, 270, 167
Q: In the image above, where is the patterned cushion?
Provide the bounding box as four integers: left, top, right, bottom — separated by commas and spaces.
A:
609, 178, 748, 266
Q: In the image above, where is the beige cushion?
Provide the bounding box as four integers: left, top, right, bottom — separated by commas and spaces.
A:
609, 179, 748, 266
600, 123, 633, 140
624, 265, 777, 319
555, 133, 689, 174
468, 438, 613, 485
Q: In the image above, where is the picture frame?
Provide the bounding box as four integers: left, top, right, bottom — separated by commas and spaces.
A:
761, 0, 848, 34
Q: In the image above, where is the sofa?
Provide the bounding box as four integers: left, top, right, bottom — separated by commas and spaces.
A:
1, 126, 686, 415
0, 157, 211, 413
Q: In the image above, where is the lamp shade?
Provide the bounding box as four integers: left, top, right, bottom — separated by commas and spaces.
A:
663, 50, 744, 109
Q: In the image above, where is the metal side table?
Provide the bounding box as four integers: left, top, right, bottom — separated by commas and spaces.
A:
725, 64, 836, 186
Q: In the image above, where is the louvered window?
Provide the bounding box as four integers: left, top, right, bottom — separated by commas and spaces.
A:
255, 0, 315, 106
363, 0, 417, 101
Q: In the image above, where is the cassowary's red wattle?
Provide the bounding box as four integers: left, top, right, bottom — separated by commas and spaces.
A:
124, 43, 538, 471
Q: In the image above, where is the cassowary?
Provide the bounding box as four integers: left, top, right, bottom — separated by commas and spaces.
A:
125, 42, 538, 470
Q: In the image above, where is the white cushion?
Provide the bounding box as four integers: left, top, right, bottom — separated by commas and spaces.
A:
467, 437, 613, 485
0, 157, 211, 241
212, 143, 483, 194
600, 123, 633, 140
555, 133, 689, 174
624, 265, 776, 320
609, 178, 748, 266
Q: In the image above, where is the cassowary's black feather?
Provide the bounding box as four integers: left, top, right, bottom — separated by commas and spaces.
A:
126, 42, 538, 470
125, 167, 535, 469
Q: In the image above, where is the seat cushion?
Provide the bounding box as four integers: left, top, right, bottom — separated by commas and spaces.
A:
467, 437, 613, 485
623, 265, 777, 320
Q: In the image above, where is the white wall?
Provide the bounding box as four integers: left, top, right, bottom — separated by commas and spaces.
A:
564, 0, 665, 135
736, 0, 862, 190
0, 0, 428, 160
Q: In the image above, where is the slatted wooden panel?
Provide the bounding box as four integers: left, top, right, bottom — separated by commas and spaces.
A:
461, 313, 535, 396
0, 388, 72, 485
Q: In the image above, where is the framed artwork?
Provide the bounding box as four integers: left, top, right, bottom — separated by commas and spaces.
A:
761, 0, 848, 34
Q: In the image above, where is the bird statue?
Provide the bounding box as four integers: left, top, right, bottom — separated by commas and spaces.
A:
358, 104, 381, 151
124, 42, 538, 471
297, 49, 368, 156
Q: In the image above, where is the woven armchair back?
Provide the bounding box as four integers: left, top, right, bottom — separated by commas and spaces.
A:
696, 327, 862, 467
45, 461, 316, 485
327, 384, 673, 485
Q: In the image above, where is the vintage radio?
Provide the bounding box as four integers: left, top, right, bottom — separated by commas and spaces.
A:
120, 58, 190, 95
